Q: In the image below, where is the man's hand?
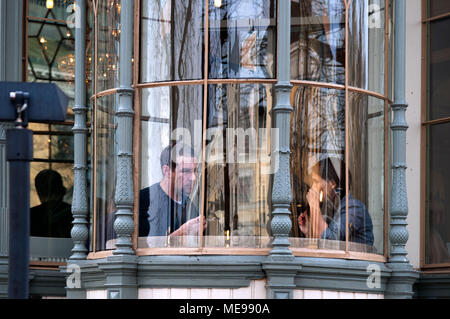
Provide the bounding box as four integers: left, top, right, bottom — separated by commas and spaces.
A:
170, 216, 206, 237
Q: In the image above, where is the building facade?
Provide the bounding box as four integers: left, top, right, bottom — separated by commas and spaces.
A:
0, 0, 449, 299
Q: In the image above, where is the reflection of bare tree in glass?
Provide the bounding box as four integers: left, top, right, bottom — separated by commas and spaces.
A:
291, 87, 345, 236
290, 0, 370, 238
291, 89, 369, 238
205, 83, 271, 243
348, 93, 368, 206
291, 0, 346, 83
209, 0, 275, 79
204, 1, 275, 246
169, 0, 203, 129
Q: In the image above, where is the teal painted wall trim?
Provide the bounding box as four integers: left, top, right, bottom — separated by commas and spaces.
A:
99, 255, 138, 299
413, 273, 450, 299
65, 256, 267, 295
294, 257, 391, 294
263, 261, 301, 299
63, 259, 107, 294
62, 255, 444, 299
138, 255, 266, 289
29, 269, 67, 298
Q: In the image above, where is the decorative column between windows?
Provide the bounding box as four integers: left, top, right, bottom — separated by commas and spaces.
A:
113, 0, 135, 256
386, 0, 418, 299
70, 0, 89, 261
388, 0, 410, 265
263, 0, 301, 300
268, 0, 294, 261
103, 0, 138, 299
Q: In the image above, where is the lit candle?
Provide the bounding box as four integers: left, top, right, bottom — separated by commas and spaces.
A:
46, 0, 54, 10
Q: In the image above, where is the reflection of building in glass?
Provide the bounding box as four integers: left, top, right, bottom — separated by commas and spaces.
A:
290, 0, 346, 84
205, 83, 272, 245
209, 0, 276, 79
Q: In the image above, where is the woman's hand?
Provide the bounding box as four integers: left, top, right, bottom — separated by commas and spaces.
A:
304, 186, 328, 238
298, 212, 309, 236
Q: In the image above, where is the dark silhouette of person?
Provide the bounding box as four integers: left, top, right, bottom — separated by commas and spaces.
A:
30, 169, 73, 238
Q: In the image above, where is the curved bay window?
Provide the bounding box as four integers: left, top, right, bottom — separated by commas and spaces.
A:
91, 0, 121, 252
290, 0, 390, 257
90, 0, 391, 260
136, 0, 276, 252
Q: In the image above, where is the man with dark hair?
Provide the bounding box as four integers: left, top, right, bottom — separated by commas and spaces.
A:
30, 169, 73, 238
298, 158, 374, 246
139, 143, 201, 237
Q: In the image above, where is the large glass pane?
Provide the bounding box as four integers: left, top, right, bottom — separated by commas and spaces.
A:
29, 163, 74, 238
50, 125, 75, 161
27, 1, 77, 262
290, 88, 380, 253
209, 0, 276, 79
29, 162, 74, 262
348, 93, 384, 254
290, 0, 346, 84
140, 0, 204, 82
28, 0, 76, 21
348, 0, 386, 95
429, 0, 450, 17
52, 162, 75, 205
428, 18, 450, 120
27, 2, 76, 122
290, 86, 346, 249
204, 83, 273, 248
139, 85, 203, 248
426, 123, 450, 264
32, 132, 50, 161
96, 0, 121, 92
95, 94, 118, 251
27, 23, 75, 82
